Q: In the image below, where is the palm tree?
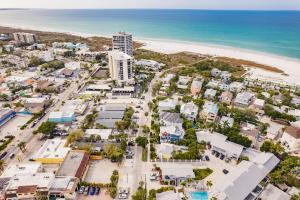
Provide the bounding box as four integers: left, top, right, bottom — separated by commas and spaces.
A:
206, 180, 213, 189
18, 141, 26, 153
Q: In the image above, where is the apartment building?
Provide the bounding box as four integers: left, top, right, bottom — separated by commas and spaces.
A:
13, 32, 37, 44
112, 32, 133, 56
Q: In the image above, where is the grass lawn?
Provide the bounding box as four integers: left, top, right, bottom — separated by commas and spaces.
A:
142, 148, 148, 162
193, 168, 213, 180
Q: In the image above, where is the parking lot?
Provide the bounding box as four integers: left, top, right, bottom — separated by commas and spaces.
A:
84, 160, 120, 183
0, 114, 31, 139
77, 188, 112, 200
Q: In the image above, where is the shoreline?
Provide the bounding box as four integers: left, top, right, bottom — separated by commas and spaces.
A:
1, 24, 300, 85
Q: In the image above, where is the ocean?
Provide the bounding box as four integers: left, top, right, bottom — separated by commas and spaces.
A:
0, 9, 300, 59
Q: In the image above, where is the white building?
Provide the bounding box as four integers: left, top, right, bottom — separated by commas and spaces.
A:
201, 101, 219, 123
229, 81, 244, 93
234, 92, 255, 107
158, 99, 177, 111
281, 126, 300, 151
219, 116, 234, 128
13, 32, 37, 44
112, 32, 133, 56
180, 102, 198, 120
212, 152, 280, 200
108, 50, 134, 85
0, 163, 42, 178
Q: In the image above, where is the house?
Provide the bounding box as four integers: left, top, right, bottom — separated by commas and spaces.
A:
156, 191, 182, 200
56, 150, 89, 180
272, 94, 283, 105
211, 68, 221, 77
287, 109, 300, 121
32, 138, 70, 164
219, 116, 234, 128
261, 92, 271, 99
160, 112, 183, 127
160, 164, 195, 186
229, 82, 244, 93
201, 101, 219, 123
162, 74, 176, 84
212, 152, 280, 200
240, 123, 260, 141
291, 97, 300, 106
160, 126, 185, 142
196, 131, 243, 159
220, 91, 233, 105
258, 184, 290, 200
158, 99, 177, 111
177, 76, 192, 89
218, 83, 229, 91
234, 92, 255, 107
281, 126, 300, 151
0, 108, 16, 127
220, 71, 231, 83
156, 143, 188, 159
206, 80, 220, 89
61, 100, 88, 116
135, 59, 165, 71
204, 88, 217, 99
251, 98, 265, 115
266, 126, 282, 140
180, 102, 198, 120
23, 97, 49, 114
191, 78, 203, 96
48, 111, 75, 123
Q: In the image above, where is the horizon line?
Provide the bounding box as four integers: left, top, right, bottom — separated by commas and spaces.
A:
1, 8, 300, 11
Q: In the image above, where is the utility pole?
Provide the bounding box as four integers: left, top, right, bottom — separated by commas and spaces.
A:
144, 174, 147, 200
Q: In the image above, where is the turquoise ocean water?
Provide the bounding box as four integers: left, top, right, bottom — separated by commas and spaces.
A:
0, 9, 300, 59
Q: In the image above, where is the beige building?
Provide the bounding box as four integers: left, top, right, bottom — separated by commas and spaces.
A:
108, 50, 134, 85
281, 126, 300, 151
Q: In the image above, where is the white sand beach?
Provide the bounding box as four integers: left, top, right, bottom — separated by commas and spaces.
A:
139, 39, 300, 85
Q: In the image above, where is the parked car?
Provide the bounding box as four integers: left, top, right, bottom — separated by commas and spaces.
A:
126, 155, 133, 159
223, 169, 229, 174
95, 187, 100, 195
78, 186, 85, 194
9, 153, 15, 159
205, 155, 210, 161
84, 186, 89, 195
0, 152, 8, 160
89, 187, 95, 195
128, 141, 135, 146
220, 154, 225, 160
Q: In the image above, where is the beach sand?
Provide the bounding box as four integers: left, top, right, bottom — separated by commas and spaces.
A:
139, 39, 300, 85
1, 24, 300, 85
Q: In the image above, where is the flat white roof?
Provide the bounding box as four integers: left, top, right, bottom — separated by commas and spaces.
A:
259, 184, 290, 200
24, 97, 47, 104
1, 163, 41, 178
7, 173, 55, 190
160, 164, 195, 178
85, 129, 112, 140
33, 138, 70, 159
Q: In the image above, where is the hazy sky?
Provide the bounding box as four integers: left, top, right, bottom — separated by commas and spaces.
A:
1, 0, 300, 10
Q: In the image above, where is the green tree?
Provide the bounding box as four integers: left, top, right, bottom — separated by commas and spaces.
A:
132, 181, 147, 200
136, 137, 148, 148
17, 141, 26, 152
260, 140, 284, 155
37, 121, 56, 135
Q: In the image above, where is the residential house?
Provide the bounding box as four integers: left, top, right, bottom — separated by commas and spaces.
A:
291, 97, 300, 107
287, 109, 300, 121
160, 126, 185, 142
261, 92, 271, 99
218, 83, 229, 91
220, 71, 231, 83
281, 126, 300, 151
177, 76, 192, 89
201, 101, 219, 123
160, 112, 183, 127
266, 126, 282, 140
162, 74, 176, 84
251, 98, 265, 115
258, 184, 290, 200
196, 131, 243, 159
85, 129, 112, 140
180, 102, 198, 121
211, 68, 221, 77
190, 78, 203, 96
204, 88, 217, 99
156, 191, 182, 200
229, 82, 244, 93
156, 143, 188, 159
158, 99, 177, 112
206, 79, 220, 89
220, 91, 233, 105
135, 59, 165, 71
234, 92, 255, 107
160, 164, 195, 186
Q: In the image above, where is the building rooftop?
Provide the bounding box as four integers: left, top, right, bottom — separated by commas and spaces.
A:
160, 164, 195, 179
285, 126, 300, 139
33, 138, 70, 160
259, 184, 290, 200
1, 163, 41, 178
56, 151, 89, 179
85, 129, 112, 140
160, 112, 183, 124
7, 173, 55, 190
156, 191, 182, 200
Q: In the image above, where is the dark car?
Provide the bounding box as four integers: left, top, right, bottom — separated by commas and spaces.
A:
128, 141, 135, 146
205, 155, 210, 161
223, 169, 229, 174
89, 187, 95, 195
95, 187, 100, 195
9, 154, 15, 159
0, 152, 8, 160
126, 155, 133, 159
220, 154, 225, 160
78, 186, 85, 194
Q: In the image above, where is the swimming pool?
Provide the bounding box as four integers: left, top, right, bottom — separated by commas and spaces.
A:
190, 192, 209, 200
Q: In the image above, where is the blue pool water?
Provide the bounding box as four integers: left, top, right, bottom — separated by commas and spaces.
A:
191, 192, 209, 200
